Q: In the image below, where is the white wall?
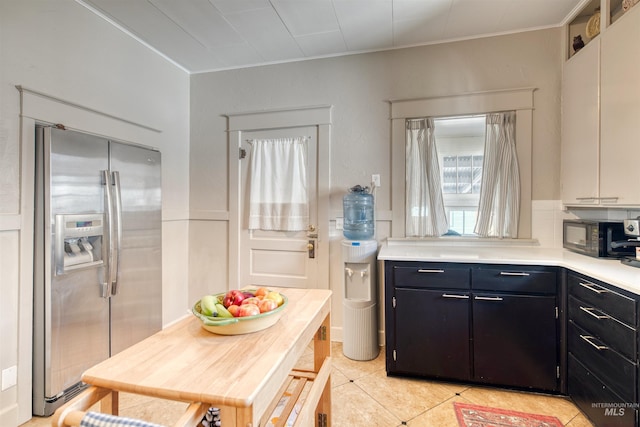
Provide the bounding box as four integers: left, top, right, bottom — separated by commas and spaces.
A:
0, 1, 190, 425
189, 28, 563, 339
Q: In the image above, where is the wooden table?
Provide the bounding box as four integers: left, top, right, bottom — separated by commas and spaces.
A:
64, 288, 332, 427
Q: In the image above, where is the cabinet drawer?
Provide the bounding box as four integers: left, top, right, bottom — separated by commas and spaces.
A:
569, 295, 636, 360
569, 354, 637, 427
472, 266, 557, 294
568, 322, 636, 402
568, 274, 637, 327
392, 264, 470, 290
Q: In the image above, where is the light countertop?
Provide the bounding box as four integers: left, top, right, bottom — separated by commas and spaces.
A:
378, 239, 640, 295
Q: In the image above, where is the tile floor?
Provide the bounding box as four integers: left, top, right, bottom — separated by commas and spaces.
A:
22, 342, 594, 427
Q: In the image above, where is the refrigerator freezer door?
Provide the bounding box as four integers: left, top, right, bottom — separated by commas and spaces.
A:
108, 141, 162, 355
33, 127, 111, 415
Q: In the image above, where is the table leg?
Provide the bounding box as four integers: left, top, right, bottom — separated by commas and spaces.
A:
314, 313, 331, 426
100, 390, 118, 415
219, 405, 236, 426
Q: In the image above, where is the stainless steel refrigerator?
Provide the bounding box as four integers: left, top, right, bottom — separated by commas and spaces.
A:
32, 126, 162, 416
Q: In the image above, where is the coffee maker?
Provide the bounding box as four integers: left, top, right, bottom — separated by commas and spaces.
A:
611, 217, 640, 267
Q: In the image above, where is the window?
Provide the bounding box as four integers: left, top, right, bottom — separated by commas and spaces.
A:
389, 88, 534, 240
434, 116, 485, 236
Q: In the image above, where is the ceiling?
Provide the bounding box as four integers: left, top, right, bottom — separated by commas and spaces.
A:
77, 0, 588, 74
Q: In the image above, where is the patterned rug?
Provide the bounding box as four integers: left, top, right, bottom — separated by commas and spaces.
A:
454, 402, 563, 427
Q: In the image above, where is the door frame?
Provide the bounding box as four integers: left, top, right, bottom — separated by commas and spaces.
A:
226, 105, 332, 290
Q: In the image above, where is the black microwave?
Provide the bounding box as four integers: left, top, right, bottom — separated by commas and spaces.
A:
563, 219, 634, 258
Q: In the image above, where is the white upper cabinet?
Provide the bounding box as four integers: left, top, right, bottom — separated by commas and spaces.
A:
561, 0, 640, 207
599, 4, 640, 205
561, 39, 600, 205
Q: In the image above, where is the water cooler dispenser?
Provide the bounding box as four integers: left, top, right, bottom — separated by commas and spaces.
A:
342, 240, 379, 360
342, 185, 379, 361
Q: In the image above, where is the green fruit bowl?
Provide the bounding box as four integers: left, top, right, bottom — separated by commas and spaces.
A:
192, 292, 288, 335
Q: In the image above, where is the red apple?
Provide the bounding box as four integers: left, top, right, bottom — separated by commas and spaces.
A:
258, 298, 278, 313
242, 297, 261, 306
238, 303, 260, 317
227, 305, 240, 317
222, 290, 245, 308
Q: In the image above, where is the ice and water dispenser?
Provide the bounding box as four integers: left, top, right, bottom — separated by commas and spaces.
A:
342, 185, 379, 361
54, 213, 105, 275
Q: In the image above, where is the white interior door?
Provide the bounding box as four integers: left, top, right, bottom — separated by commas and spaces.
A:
239, 127, 318, 289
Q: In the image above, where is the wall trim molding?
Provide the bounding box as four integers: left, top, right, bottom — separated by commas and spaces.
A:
389, 87, 536, 119
189, 210, 230, 221
0, 215, 21, 231
225, 105, 332, 131
16, 85, 162, 133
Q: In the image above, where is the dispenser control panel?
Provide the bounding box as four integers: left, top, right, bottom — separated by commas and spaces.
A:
54, 213, 105, 275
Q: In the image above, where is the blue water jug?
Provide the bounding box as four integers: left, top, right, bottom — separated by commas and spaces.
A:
343, 185, 374, 240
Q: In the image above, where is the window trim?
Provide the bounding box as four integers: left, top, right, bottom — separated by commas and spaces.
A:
389, 88, 535, 239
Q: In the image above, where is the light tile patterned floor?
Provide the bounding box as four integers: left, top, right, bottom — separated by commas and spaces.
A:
21, 342, 594, 427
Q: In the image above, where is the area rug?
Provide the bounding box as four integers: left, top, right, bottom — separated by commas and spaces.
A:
454, 402, 563, 427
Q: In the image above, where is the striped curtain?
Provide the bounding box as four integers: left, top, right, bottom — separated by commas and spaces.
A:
474, 112, 520, 238
405, 118, 449, 237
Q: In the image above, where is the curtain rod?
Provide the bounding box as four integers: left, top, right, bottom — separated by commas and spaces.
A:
245, 136, 311, 143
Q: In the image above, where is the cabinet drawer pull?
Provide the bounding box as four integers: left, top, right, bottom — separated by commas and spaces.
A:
418, 269, 445, 273
600, 196, 619, 203
499, 272, 530, 277
575, 197, 619, 202
441, 293, 469, 299
578, 281, 608, 294
579, 306, 610, 320
474, 296, 504, 301
579, 334, 608, 351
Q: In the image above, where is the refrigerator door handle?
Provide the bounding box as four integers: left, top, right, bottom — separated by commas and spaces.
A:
110, 171, 122, 296
102, 170, 114, 298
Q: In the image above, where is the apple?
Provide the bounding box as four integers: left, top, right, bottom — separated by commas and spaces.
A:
254, 287, 270, 298
258, 298, 278, 313
223, 290, 245, 308
238, 303, 260, 317
241, 297, 261, 306
265, 291, 284, 306
227, 304, 240, 317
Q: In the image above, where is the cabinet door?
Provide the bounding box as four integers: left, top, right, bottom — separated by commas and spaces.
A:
393, 288, 471, 381
561, 39, 600, 205
473, 293, 559, 392
600, 6, 640, 205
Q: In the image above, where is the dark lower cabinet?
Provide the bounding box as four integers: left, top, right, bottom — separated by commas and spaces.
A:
473, 293, 558, 392
569, 354, 637, 427
567, 272, 639, 427
394, 288, 471, 381
385, 261, 561, 393
385, 261, 640, 427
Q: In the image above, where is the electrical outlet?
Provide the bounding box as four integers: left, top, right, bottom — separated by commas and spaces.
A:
372, 174, 380, 187
2, 365, 17, 391
336, 217, 343, 230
